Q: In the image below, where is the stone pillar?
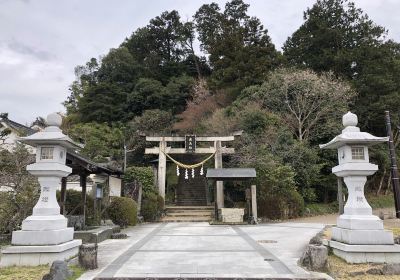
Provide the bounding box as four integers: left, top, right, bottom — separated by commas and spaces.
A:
214, 140, 224, 208
251, 185, 257, 222
158, 139, 167, 199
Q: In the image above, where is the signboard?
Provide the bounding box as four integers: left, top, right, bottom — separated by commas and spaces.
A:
109, 176, 122, 197
185, 135, 196, 153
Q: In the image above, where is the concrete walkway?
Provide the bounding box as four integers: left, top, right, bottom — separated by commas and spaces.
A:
78, 222, 329, 279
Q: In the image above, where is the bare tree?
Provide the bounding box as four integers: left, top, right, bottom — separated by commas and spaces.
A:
251, 68, 356, 142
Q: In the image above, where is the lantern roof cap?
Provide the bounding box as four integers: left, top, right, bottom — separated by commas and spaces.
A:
18, 113, 82, 150
320, 112, 388, 149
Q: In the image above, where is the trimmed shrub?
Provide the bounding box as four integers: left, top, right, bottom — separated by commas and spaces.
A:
141, 193, 158, 221
107, 197, 137, 227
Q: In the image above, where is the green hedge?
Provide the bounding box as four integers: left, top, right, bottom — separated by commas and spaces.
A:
108, 197, 137, 227
125, 166, 156, 195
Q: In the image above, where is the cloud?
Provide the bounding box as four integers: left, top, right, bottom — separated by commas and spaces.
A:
0, 0, 399, 124
6, 40, 56, 61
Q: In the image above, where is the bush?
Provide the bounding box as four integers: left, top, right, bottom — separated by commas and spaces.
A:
259, 190, 304, 220
0, 145, 39, 234
56, 189, 95, 217
107, 197, 137, 227
141, 193, 158, 221
125, 166, 156, 195
157, 195, 165, 211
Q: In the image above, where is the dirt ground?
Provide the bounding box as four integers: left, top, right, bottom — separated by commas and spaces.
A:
291, 208, 400, 229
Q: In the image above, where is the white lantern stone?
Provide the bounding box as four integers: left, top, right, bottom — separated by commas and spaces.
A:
0, 113, 82, 267
320, 111, 400, 263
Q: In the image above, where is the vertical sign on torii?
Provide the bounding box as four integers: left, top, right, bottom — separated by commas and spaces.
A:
185, 135, 196, 153
145, 134, 240, 209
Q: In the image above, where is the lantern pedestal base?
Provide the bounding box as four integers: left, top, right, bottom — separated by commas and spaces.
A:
326, 240, 400, 263
337, 214, 384, 230
11, 228, 74, 246
21, 214, 68, 231
0, 239, 81, 267
332, 227, 394, 245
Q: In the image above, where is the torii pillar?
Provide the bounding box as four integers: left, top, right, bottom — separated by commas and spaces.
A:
215, 140, 224, 208
158, 139, 167, 199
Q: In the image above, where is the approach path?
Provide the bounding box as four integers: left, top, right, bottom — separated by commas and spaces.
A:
77, 222, 330, 279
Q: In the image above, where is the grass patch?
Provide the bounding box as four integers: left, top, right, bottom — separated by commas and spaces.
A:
0, 264, 85, 280
389, 227, 400, 237
68, 265, 86, 280
0, 265, 49, 280
367, 193, 395, 209
328, 255, 400, 280
304, 194, 395, 218
304, 202, 338, 216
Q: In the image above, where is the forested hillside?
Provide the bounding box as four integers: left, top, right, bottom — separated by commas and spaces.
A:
62, 0, 400, 218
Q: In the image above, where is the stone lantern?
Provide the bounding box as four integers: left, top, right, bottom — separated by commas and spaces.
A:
320, 111, 400, 263
0, 113, 82, 266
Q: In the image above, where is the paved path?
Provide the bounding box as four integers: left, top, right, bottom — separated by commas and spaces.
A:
78, 222, 329, 279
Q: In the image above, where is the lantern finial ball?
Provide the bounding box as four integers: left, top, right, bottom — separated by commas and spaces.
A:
46, 113, 62, 127
343, 111, 358, 127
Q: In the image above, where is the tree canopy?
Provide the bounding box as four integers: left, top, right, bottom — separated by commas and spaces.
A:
58, 0, 400, 218
195, 0, 280, 89
283, 0, 400, 135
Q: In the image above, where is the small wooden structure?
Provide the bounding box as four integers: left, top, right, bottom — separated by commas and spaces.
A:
206, 168, 257, 223
61, 151, 122, 225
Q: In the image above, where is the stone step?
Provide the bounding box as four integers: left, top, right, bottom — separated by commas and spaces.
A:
177, 202, 208, 206
176, 198, 206, 201
166, 212, 212, 217
166, 206, 214, 210
176, 193, 206, 196
160, 216, 212, 222
166, 209, 213, 213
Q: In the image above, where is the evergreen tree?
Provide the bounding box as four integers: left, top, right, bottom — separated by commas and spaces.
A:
194, 0, 280, 90
283, 0, 400, 134
65, 11, 200, 124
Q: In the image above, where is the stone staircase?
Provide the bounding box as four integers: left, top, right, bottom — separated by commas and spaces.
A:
161, 206, 214, 222
176, 166, 208, 206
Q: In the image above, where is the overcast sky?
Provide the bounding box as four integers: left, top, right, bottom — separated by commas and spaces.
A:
1, 0, 399, 125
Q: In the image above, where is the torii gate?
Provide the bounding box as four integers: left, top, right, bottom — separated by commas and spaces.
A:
145, 135, 239, 209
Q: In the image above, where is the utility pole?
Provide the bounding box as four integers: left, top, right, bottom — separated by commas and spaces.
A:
123, 143, 134, 172
124, 144, 127, 172
384, 111, 400, 218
